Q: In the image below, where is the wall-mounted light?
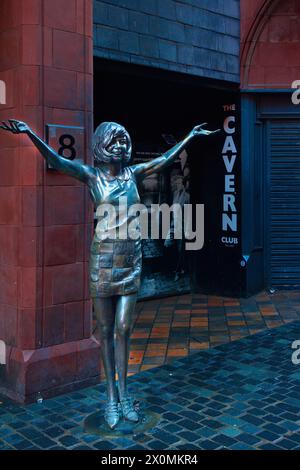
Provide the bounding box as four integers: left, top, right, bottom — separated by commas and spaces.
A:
0, 80, 6, 105
0, 340, 6, 365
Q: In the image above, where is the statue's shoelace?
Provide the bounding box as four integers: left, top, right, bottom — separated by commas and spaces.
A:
104, 401, 119, 418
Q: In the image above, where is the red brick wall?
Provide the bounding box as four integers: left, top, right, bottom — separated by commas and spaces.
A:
0, 0, 99, 402
241, 0, 300, 88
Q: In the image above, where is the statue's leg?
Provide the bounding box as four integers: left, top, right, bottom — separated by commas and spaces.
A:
115, 293, 139, 422
115, 293, 137, 398
93, 297, 118, 404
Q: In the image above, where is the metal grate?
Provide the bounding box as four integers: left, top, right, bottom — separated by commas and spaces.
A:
269, 120, 300, 287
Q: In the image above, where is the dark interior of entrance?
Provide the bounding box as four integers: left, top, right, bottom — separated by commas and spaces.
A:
94, 58, 239, 299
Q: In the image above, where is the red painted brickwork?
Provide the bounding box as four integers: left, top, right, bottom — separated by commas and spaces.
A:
0, 0, 99, 402
241, 0, 300, 88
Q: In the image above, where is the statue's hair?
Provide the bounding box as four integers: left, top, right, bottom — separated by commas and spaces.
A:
93, 122, 132, 164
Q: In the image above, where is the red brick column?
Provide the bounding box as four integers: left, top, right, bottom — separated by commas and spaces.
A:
0, 0, 100, 403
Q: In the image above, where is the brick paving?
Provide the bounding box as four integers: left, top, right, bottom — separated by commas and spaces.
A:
125, 290, 300, 375
1, 314, 300, 450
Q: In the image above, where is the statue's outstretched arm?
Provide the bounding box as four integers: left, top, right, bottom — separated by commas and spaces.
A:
0, 120, 96, 183
131, 123, 220, 179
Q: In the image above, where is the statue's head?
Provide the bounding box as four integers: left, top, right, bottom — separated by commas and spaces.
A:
93, 122, 132, 164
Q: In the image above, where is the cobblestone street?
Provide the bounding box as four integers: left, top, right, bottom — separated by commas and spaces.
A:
1, 300, 300, 450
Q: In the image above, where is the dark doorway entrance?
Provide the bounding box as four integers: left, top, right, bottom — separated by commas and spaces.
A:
94, 58, 239, 299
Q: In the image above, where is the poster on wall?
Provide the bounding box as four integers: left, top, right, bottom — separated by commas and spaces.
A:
220, 104, 239, 249
135, 139, 192, 300
191, 98, 242, 297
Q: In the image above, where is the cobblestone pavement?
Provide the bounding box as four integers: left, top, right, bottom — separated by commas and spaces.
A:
1, 319, 300, 450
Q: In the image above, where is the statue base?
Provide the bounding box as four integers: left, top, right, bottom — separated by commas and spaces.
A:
84, 409, 160, 438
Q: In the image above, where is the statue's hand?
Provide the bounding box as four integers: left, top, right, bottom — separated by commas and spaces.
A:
191, 123, 220, 137
0, 119, 31, 134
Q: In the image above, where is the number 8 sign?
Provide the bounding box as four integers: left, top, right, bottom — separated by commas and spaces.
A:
46, 124, 84, 169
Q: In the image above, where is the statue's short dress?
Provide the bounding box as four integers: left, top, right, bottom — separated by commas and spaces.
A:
88, 166, 142, 298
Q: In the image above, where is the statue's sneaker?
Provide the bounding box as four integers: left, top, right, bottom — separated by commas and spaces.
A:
120, 395, 139, 423
104, 400, 120, 429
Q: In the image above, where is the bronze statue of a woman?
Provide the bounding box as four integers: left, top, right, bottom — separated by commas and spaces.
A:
0, 119, 219, 429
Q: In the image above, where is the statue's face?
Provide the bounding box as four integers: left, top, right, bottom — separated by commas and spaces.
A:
105, 134, 129, 162
93, 122, 132, 164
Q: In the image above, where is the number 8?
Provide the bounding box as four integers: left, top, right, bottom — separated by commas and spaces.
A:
58, 134, 76, 160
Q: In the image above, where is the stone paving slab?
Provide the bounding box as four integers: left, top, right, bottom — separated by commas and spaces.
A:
123, 290, 300, 376
1, 320, 300, 450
